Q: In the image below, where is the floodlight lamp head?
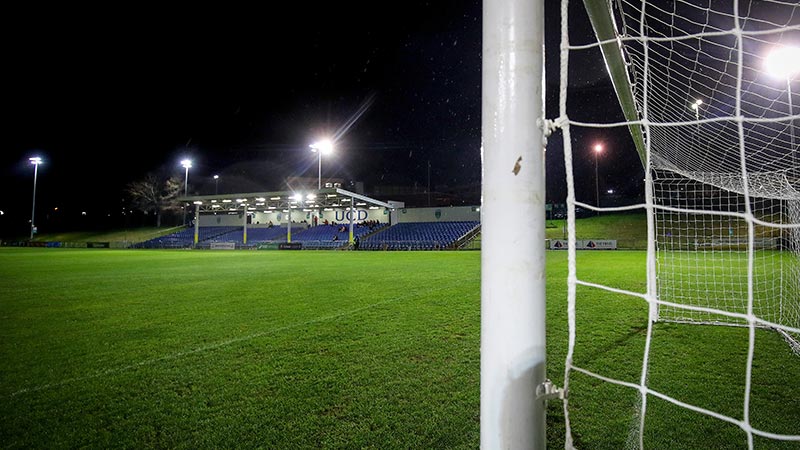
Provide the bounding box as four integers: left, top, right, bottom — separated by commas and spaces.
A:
29, 157, 42, 165
213, 175, 219, 180
181, 159, 192, 169
765, 46, 800, 79
691, 99, 703, 110
594, 144, 603, 153
310, 139, 334, 154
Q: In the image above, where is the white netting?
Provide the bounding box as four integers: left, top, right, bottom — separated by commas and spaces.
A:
617, 1, 800, 191
617, 0, 800, 352
559, 0, 800, 448
654, 171, 800, 344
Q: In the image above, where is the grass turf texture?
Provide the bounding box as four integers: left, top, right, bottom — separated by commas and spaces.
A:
1, 249, 797, 448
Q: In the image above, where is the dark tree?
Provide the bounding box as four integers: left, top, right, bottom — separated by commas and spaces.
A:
126, 174, 182, 227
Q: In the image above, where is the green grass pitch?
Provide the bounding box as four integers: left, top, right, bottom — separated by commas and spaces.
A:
0, 248, 797, 448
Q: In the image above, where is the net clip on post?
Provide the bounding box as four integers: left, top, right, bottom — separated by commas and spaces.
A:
536, 379, 566, 402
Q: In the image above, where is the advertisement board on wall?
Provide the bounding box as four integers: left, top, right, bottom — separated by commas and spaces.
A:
549, 239, 617, 250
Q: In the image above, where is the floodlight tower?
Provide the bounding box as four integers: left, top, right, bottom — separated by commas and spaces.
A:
309, 140, 334, 190
765, 46, 800, 176
181, 159, 192, 225
593, 143, 603, 212
29, 157, 42, 240
213, 174, 219, 195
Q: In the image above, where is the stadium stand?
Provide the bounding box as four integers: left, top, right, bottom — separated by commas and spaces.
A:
199, 226, 289, 248
131, 221, 479, 250
360, 221, 480, 250
291, 223, 388, 249
133, 226, 240, 249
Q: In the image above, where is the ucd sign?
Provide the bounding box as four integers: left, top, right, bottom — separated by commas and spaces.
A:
334, 209, 368, 222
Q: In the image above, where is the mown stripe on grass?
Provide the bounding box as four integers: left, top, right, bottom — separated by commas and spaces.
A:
8, 281, 463, 399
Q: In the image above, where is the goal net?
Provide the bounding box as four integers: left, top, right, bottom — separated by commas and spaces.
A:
558, 0, 800, 447
616, 0, 800, 351
654, 170, 800, 350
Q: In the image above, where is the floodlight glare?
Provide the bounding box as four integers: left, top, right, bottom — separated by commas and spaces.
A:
309, 139, 333, 154
765, 46, 800, 79
594, 144, 603, 153
181, 159, 192, 169
29, 157, 43, 165
310, 139, 335, 190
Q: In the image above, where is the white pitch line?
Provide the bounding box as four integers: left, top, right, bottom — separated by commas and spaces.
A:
8, 283, 463, 399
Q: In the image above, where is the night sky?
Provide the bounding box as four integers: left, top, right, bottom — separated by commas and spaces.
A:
1, 1, 643, 236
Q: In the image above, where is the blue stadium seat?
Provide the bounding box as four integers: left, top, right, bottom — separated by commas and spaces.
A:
360, 221, 479, 251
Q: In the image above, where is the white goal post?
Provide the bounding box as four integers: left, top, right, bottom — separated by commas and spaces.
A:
481, 0, 548, 448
